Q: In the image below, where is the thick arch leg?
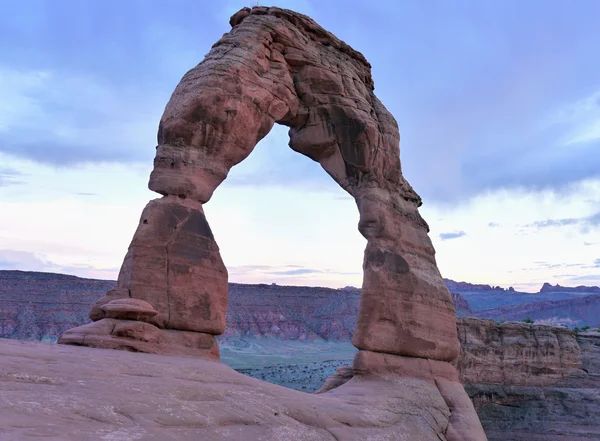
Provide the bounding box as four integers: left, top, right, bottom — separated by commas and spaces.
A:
58, 196, 225, 359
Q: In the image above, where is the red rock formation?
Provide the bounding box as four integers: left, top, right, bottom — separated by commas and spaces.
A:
456, 318, 600, 441
455, 317, 583, 386
58, 7, 483, 438
62, 4, 458, 361
451, 291, 472, 316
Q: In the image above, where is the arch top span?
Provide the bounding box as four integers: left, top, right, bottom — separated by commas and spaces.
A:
60, 5, 459, 364
150, 6, 420, 206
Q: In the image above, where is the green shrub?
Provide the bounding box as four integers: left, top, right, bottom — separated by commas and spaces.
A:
522, 317, 534, 324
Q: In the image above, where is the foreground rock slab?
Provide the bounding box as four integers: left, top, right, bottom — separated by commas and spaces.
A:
2, 339, 473, 441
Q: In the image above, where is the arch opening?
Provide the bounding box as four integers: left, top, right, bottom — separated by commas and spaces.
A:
205, 124, 363, 391
59, 5, 460, 372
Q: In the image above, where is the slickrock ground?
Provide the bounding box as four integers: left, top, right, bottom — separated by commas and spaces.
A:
1, 338, 470, 441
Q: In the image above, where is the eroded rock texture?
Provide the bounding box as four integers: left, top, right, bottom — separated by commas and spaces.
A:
62, 4, 458, 361
58, 7, 481, 438
0, 338, 475, 441
456, 317, 583, 387
456, 318, 600, 441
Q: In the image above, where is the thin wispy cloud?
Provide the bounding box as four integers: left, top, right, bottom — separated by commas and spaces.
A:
0, 248, 118, 280
228, 264, 360, 277
439, 231, 466, 241
0, 167, 24, 187
545, 89, 600, 147
568, 274, 600, 283
0, 67, 160, 166
525, 211, 600, 232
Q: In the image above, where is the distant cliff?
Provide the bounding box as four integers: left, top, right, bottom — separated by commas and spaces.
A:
1, 271, 472, 342
476, 294, 600, 328
456, 318, 600, 441
540, 282, 600, 294
451, 292, 472, 316
443, 279, 499, 291
224, 283, 360, 340
0, 270, 116, 341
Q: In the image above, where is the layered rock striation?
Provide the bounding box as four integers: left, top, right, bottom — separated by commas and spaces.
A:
457, 318, 600, 441
61, 4, 460, 362
57, 6, 484, 439
456, 317, 583, 387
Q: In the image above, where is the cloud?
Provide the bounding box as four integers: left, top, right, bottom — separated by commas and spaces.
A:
228, 264, 360, 278
74, 192, 97, 196
1, 1, 598, 204
404, 82, 600, 203
595, 259, 600, 268
439, 231, 466, 240
0, 68, 160, 166
269, 268, 323, 276
530, 261, 590, 270
488, 222, 500, 228
525, 211, 600, 233
0, 249, 50, 271
0, 166, 24, 187
225, 125, 342, 193
0, 248, 118, 280
568, 274, 600, 282
548, 90, 600, 147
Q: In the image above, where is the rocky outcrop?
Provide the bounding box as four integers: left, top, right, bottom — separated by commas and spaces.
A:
455, 317, 584, 386
318, 318, 600, 440
444, 279, 497, 292
451, 292, 472, 316
456, 318, 600, 441
540, 282, 600, 294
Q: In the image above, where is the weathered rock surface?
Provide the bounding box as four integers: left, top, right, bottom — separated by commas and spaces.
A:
57, 318, 220, 359
456, 318, 600, 441
451, 291, 472, 316
61, 5, 460, 365
0, 338, 473, 441
319, 318, 600, 440
51, 6, 483, 437
455, 317, 583, 386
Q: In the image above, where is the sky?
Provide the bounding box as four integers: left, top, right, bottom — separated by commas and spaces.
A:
0, 0, 599, 292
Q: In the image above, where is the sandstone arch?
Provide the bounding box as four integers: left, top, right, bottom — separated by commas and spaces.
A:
59, 7, 487, 439
61, 6, 459, 362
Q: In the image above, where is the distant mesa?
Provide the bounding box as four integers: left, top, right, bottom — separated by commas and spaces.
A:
539, 282, 600, 294
444, 278, 503, 292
